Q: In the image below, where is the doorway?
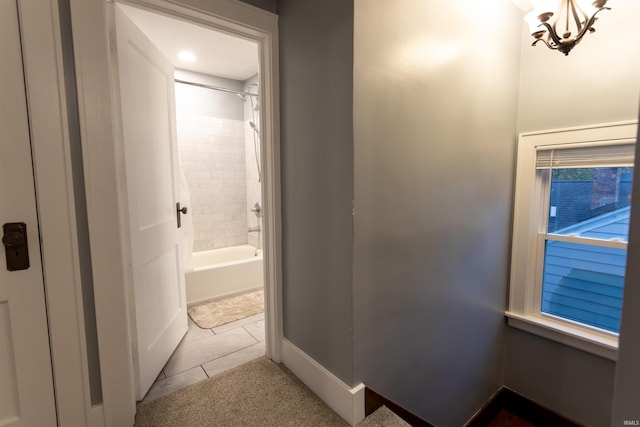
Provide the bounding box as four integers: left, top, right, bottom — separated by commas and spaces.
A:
68, 0, 281, 423
119, 3, 268, 400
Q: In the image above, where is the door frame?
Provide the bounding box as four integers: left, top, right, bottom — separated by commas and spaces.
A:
17, 0, 106, 425
69, 0, 281, 424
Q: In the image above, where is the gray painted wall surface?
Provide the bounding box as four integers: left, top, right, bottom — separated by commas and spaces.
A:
509, 3, 640, 425
353, 1, 522, 425
58, 0, 103, 405
278, 0, 355, 384
239, 0, 276, 14
246, 0, 640, 422
505, 328, 616, 426
611, 116, 640, 425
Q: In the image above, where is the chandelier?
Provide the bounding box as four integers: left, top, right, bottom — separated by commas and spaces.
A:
526, 0, 610, 56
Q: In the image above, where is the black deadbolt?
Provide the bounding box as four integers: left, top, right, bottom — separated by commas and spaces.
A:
2, 222, 29, 271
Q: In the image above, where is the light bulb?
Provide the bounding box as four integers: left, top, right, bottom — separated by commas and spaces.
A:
525, 10, 545, 35
178, 51, 197, 62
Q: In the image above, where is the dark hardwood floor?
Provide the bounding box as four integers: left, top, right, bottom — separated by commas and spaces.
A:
487, 409, 536, 427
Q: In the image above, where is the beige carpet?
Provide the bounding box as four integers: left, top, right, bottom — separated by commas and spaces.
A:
135, 357, 344, 426
188, 290, 264, 329
135, 357, 409, 427
360, 406, 410, 426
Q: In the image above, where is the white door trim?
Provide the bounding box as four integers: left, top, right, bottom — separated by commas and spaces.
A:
18, 1, 105, 425
69, 0, 281, 424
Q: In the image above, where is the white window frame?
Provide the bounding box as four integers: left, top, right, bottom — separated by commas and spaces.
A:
507, 121, 638, 361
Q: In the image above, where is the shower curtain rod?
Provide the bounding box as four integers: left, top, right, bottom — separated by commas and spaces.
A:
174, 79, 258, 97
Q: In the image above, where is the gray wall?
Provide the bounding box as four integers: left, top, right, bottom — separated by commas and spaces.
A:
508, 3, 640, 425
505, 328, 616, 426
278, 0, 355, 384
239, 0, 276, 14
612, 119, 640, 425
352, 1, 522, 425
58, 0, 102, 405
257, 0, 640, 423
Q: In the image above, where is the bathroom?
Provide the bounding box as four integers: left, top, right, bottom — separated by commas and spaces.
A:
119, 4, 265, 307
175, 69, 265, 306
118, 4, 268, 400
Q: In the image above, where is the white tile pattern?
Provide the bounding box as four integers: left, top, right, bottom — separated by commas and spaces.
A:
176, 74, 263, 253
177, 113, 248, 251
242, 319, 266, 342
163, 327, 257, 376
140, 314, 265, 403
212, 312, 264, 335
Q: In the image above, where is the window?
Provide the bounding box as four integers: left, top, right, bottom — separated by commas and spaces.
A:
507, 122, 637, 360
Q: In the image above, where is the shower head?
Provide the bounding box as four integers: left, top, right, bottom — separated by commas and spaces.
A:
236, 92, 246, 101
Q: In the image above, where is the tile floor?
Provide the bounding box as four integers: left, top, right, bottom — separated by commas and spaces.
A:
140, 312, 265, 403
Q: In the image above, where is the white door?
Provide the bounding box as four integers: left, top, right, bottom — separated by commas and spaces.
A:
113, 5, 188, 400
0, 1, 57, 425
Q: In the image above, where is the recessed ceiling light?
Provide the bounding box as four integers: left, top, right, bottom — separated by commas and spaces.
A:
178, 51, 197, 62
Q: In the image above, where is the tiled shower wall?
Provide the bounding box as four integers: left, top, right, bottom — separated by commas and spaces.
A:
176, 70, 249, 252
177, 114, 247, 251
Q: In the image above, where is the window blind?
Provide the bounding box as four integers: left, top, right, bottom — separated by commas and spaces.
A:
536, 141, 636, 169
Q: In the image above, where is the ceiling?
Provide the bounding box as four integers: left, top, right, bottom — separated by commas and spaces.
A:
511, 0, 533, 11
119, 2, 527, 81
118, 4, 259, 81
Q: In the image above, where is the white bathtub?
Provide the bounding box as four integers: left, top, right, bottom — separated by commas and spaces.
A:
186, 245, 263, 305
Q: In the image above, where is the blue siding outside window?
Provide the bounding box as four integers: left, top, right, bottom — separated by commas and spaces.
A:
541, 167, 632, 333
542, 240, 626, 332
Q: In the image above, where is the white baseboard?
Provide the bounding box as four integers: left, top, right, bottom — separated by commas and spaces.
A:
281, 339, 365, 426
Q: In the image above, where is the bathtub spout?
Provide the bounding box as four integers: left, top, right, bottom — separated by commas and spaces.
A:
248, 226, 261, 233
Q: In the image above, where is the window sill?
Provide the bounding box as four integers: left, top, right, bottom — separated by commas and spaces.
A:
505, 311, 618, 361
